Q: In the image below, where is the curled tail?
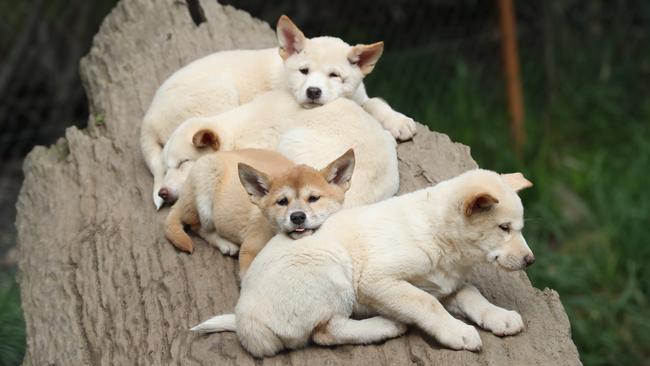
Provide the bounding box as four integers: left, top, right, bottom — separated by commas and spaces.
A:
191, 314, 236, 333
164, 202, 194, 253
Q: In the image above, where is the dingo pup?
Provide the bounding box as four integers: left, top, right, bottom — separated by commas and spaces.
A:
165, 149, 355, 277
158, 92, 398, 210
141, 15, 415, 209
192, 170, 534, 357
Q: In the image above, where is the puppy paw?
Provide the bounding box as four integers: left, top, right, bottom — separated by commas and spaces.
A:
382, 112, 417, 141
435, 318, 482, 351
376, 317, 408, 337
215, 239, 240, 256
479, 308, 524, 336
153, 194, 164, 210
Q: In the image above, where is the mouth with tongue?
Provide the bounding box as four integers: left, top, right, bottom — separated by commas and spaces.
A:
289, 226, 315, 239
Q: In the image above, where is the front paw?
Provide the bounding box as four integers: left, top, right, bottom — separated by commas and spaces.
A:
382, 112, 417, 141
435, 318, 482, 351
215, 239, 240, 256
479, 308, 524, 336
377, 317, 408, 338
153, 192, 164, 210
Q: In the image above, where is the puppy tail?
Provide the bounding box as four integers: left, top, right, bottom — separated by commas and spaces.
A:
191, 314, 236, 333
164, 202, 194, 253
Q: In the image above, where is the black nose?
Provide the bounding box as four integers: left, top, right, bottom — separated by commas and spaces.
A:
524, 254, 536, 267
158, 188, 170, 201
306, 87, 321, 100
290, 211, 306, 225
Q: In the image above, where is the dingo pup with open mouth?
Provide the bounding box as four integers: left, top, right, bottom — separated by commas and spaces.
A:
165, 148, 355, 278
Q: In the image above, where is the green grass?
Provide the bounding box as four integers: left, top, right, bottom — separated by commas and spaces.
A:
0, 274, 25, 366
366, 48, 650, 366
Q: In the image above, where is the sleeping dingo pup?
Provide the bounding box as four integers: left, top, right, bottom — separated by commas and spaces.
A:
141, 15, 415, 209
192, 170, 534, 357
157, 92, 398, 210
165, 149, 355, 277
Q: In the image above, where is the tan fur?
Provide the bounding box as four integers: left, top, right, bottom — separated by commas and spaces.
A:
165, 149, 354, 277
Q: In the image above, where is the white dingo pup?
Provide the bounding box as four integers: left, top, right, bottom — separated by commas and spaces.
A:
157, 91, 398, 210
141, 15, 415, 209
164, 148, 355, 278
192, 170, 534, 357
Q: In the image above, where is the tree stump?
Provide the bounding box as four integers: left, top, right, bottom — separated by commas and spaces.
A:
16, 1, 582, 365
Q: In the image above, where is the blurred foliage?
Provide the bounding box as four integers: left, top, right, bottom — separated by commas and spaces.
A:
1, 0, 649, 365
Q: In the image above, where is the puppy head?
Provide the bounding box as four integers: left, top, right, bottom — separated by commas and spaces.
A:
451, 170, 534, 271
159, 126, 220, 203
277, 15, 383, 108
239, 149, 355, 239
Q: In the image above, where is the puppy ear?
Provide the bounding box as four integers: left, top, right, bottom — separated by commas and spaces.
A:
277, 15, 306, 60
501, 173, 533, 192
238, 163, 271, 205
348, 41, 384, 75
321, 149, 356, 191
463, 193, 499, 217
192, 129, 220, 150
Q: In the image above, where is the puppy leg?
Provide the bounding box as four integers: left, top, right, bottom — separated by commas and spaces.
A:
365, 280, 482, 351
238, 229, 274, 279
362, 98, 417, 141
197, 228, 239, 256
164, 192, 198, 253
445, 284, 524, 337
312, 316, 406, 346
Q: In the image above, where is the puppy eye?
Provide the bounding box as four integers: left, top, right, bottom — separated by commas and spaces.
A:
308, 195, 320, 203
299, 67, 309, 75
328, 72, 340, 78
499, 223, 511, 232
178, 159, 189, 168
277, 197, 289, 206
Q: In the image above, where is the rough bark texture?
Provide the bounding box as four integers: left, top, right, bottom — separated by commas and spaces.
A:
16, 1, 582, 365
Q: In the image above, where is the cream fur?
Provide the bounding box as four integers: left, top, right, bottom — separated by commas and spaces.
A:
141, 16, 416, 209
192, 169, 535, 357
160, 90, 398, 209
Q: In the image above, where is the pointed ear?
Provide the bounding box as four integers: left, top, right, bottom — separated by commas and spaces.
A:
277, 15, 306, 60
463, 192, 499, 217
321, 149, 356, 191
501, 173, 533, 192
348, 41, 384, 75
238, 163, 271, 205
192, 129, 220, 150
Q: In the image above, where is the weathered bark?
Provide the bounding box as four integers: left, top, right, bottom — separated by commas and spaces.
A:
16, 1, 581, 365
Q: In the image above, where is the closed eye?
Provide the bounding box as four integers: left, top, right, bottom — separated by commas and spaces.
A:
328, 72, 340, 78
277, 197, 289, 206
498, 223, 511, 233
178, 159, 189, 168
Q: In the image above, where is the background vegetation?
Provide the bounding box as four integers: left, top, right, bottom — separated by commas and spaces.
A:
1, 0, 648, 365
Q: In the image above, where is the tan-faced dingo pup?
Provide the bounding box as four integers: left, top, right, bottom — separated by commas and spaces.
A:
165, 149, 355, 277
192, 170, 534, 357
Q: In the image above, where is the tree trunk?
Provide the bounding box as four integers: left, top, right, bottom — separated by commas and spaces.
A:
16, 1, 581, 365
